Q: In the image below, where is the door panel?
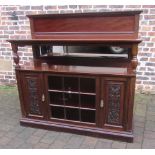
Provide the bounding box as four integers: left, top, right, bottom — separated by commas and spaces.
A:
20, 72, 45, 119
101, 77, 127, 131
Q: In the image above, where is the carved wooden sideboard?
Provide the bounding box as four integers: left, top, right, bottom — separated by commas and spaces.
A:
8, 11, 142, 142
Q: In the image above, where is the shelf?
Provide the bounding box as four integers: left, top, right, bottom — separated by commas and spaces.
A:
7, 39, 142, 46
41, 52, 128, 59
19, 60, 134, 76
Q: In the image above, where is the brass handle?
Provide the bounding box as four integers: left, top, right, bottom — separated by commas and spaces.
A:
42, 94, 45, 102
100, 99, 104, 108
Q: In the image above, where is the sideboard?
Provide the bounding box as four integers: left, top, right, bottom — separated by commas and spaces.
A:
8, 10, 142, 142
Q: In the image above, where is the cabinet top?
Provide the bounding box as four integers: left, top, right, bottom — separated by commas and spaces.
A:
27, 10, 142, 40
27, 10, 142, 18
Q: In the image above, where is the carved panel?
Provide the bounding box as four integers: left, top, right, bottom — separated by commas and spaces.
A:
27, 78, 41, 115
107, 84, 121, 125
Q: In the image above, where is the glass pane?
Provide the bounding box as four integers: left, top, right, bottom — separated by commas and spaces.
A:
80, 78, 95, 93
80, 95, 95, 109
64, 77, 79, 91
51, 106, 64, 119
81, 110, 95, 123
66, 108, 79, 121
48, 76, 63, 90
64, 93, 79, 107
50, 92, 64, 105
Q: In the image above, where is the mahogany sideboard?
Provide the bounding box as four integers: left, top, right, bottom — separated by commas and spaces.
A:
8, 10, 142, 142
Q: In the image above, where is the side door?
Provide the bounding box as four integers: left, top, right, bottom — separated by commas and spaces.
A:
19, 72, 46, 119
100, 77, 128, 131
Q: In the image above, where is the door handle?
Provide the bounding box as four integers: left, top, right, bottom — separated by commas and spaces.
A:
100, 99, 104, 108
42, 94, 45, 102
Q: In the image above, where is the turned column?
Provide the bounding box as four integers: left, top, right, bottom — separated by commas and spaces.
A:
11, 43, 20, 68
131, 44, 138, 73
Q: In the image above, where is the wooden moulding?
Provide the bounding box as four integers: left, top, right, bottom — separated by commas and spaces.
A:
20, 118, 134, 142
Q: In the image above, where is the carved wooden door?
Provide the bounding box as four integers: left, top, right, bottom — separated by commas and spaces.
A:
20, 72, 46, 119
101, 77, 128, 131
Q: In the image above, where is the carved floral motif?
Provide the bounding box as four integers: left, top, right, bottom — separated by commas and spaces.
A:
27, 78, 41, 115
107, 84, 121, 125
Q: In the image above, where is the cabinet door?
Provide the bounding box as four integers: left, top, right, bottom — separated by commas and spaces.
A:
101, 77, 128, 131
45, 74, 100, 127
20, 72, 45, 119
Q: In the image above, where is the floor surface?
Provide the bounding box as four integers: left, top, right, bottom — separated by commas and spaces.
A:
0, 87, 154, 149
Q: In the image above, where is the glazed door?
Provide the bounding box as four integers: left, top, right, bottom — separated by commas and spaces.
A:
45, 74, 100, 127
100, 77, 128, 131
20, 72, 46, 119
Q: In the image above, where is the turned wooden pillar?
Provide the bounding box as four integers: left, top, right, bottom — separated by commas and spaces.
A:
11, 43, 20, 68
131, 44, 138, 73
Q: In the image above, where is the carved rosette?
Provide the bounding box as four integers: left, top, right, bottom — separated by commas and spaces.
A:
107, 84, 121, 125
27, 78, 41, 115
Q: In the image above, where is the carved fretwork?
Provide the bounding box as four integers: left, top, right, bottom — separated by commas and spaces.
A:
27, 78, 41, 115
107, 84, 121, 125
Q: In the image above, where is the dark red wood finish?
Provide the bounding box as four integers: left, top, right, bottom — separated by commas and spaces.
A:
7, 11, 142, 142
27, 11, 142, 40
19, 73, 46, 119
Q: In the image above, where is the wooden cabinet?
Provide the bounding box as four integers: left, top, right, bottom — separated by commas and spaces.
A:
8, 10, 142, 142
17, 70, 135, 141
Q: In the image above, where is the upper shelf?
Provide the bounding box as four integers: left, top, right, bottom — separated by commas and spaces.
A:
7, 39, 142, 46
26, 10, 142, 40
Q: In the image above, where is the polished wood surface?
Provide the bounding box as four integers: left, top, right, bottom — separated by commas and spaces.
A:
32, 16, 135, 32
27, 10, 142, 40
17, 60, 135, 77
